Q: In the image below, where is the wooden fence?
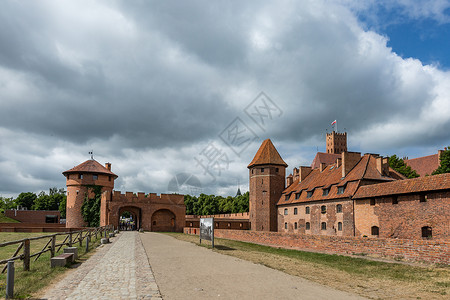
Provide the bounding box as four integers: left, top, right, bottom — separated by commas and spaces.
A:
0, 225, 113, 272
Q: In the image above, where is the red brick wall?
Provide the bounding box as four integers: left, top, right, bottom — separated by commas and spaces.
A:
184, 228, 449, 264
355, 191, 450, 239
5, 210, 60, 224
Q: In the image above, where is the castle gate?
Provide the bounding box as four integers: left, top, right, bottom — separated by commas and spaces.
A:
151, 209, 176, 232
118, 206, 142, 230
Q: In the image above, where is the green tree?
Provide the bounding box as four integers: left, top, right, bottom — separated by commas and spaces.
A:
388, 155, 419, 178
15, 192, 37, 210
81, 185, 102, 227
432, 147, 450, 175
33, 188, 66, 211
0, 197, 16, 213
184, 192, 249, 215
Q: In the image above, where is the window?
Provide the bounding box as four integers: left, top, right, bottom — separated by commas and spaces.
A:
228, 223, 231, 228
93, 174, 98, 180
284, 208, 288, 215
420, 194, 427, 203
422, 226, 432, 239
108, 176, 112, 181
392, 196, 398, 205
153, 221, 156, 225
76, 190, 79, 195
321, 205, 327, 214
284, 222, 287, 229
338, 222, 343, 231
305, 206, 310, 214
305, 222, 310, 230
370, 198, 376, 206
371, 226, 379, 236
252, 169, 254, 174
295, 192, 301, 200
321, 222, 327, 230
337, 186, 345, 194
285, 194, 290, 201
78, 174, 83, 179
322, 188, 329, 196
261, 168, 265, 173
336, 204, 343, 213
307, 191, 313, 198
294, 208, 298, 215
294, 222, 298, 229
276, 168, 279, 172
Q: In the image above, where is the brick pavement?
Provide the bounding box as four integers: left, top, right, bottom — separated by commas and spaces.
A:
42, 231, 161, 300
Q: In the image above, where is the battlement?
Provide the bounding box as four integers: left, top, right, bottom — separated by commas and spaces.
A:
326, 131, 347, 154
110, 191, 185, 205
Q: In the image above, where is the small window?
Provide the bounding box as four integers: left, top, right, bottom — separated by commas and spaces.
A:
93, 174, 98, 180
321, 205, 327, 214
370, 198, 376, 206
284, 208, 288, 215
422, 226, 432, 239
261, 168, 265, 173
305, 206, 310, 214
284, 222, 287, 229
295, 192, 301, 199
108, 176, 112, 181
321, 222, 327, 230
337, 186, 345, 194
78, 174, 83, 179
294, 222, 298, 229
153, 221, 156, 225
338, 222, 342, 231
322, 188, 329, 196
420, 194, 427, 203
252, 169, 254, 174
305, 222, 310, 230
307, 191, 313, 198
276, 168, 279, 172
336, 204, 343, 213
294, 208, 298, 215
371, 226, 379, 236
76, 190, 79, 195
228, 223, 231, 228
392, 196, 398, 205
285, 194, 290, 201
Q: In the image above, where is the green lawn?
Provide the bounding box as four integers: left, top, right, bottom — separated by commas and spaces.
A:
0, 213, 20, 223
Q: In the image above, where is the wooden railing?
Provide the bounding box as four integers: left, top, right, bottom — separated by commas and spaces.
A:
0, 225, 113, 272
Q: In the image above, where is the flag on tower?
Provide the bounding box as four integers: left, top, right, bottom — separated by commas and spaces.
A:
331, 120, 336, 125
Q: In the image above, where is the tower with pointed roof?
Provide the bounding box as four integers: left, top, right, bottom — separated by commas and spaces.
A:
63, 160, 118, 228
248, 139, 287, 231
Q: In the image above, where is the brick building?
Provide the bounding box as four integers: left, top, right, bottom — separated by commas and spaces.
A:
63, 159, 185, 231
249, 133, 450, 240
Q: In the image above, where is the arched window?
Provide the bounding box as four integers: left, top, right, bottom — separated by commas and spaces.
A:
284, 208, 288, 215
422, 226, 432, 239
305, 206, 310, 214
371, 226, 379, 236
294, 208, 298, 215
294, 222, 298, 229
321, 222, 327, 230
321, 205, 327, 214
336, 204, 342, 213
338, 222, 342, 231
284, 222, 287, 229
305, 222, 310, 230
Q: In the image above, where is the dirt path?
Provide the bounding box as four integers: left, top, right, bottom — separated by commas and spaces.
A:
140, 232, 366, 300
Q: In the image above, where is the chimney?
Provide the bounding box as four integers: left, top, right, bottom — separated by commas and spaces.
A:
299, 166, 312, 181
438, 149, 443, 162
319, 163, 326, 172
292, 168, 299, 181
105, 162, 112, 171
376, 156, 389, 175
336, 158, 342, 168
286, 174, 293, 186
342, 151, 361, 178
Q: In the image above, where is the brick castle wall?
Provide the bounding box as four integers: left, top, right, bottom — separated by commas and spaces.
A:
5, 210, 61, 224
184, 228, 449, 264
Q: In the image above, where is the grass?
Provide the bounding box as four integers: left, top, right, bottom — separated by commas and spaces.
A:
165, 233, 450, 299
0, 231, 103, 299
0, 213, 20, 223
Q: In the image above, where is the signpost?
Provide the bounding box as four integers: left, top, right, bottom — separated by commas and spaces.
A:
199, 217, 214, 248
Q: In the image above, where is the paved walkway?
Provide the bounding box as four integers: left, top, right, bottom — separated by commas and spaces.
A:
43, 232, 161, 299
141, 232, 366, 300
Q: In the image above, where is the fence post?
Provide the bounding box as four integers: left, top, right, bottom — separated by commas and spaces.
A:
23, 239, 30, 271
6, 261, 14, 299
85, 236, 89, 253
69, 233, 72, 247
51, 235, 56, 257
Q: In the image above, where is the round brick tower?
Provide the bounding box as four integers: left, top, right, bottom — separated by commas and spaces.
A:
63, 160, 118, 228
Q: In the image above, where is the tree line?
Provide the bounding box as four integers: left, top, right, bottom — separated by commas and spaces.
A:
0, 188, 67, 217
184, 192, 249, 215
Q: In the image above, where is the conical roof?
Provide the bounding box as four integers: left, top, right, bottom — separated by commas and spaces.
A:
248, 139, 287, 168
63, 159, 118, 178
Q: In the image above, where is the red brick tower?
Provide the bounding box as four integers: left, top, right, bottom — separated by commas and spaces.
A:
326, 131, 347, 154
63, 160, 118, 228
248, 139, 287, 231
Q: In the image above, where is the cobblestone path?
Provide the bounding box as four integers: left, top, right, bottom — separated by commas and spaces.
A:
43, 231, 161, 300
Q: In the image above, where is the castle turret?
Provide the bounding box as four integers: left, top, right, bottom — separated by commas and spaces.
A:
248, 139, 287, 231
326, 131, 347, 154
63, 160, 117, 228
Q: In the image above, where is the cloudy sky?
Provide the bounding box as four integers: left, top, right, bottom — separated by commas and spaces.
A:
1, 0, 449, 198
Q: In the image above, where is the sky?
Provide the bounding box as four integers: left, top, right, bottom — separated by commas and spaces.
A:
1, 0, 449, 198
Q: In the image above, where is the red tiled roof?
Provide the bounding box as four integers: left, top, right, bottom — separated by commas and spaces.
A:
278, 154, 397, 206
310, 152, 340, 169
248, 139, 287, 168
404, 154, 439, 177
353, 172, 450, 199
63, 160, 118, 178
